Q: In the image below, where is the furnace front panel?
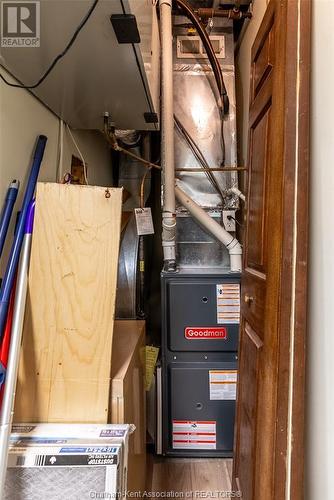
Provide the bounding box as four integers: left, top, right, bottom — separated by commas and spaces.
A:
161, 270, 240, 457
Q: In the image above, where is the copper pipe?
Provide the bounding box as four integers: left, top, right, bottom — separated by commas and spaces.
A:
175, 167, 248, 172
117, 146, 161, 171
194, 7, 252, 21
140, 168, 152, 209
195, 7, 214, 19
103, 123, 161, 171
103, 122, 247, 174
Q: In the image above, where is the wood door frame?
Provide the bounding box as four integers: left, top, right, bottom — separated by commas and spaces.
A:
233, 0, 311, 498
273, 0, 310, 498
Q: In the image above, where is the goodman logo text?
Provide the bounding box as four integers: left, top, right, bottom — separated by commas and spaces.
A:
1, 1, 40, 47
185, 327, 227, 340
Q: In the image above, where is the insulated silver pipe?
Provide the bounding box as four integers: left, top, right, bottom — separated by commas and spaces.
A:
175, 183, 242, 272
0, 230, 32, 494
160, 0, 177, 268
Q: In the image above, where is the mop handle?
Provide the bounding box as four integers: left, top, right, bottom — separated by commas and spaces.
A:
0, 201, 35, 495
0, 181, 19, 260
0, 135, 47, 339
0, 286, 16, 390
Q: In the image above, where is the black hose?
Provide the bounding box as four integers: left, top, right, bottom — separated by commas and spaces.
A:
174, 0, 229, 115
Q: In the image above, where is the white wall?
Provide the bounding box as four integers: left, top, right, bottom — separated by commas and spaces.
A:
0, 69, 113, 273
306, 1, 334, 499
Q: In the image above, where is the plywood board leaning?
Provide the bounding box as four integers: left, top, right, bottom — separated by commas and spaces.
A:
14, 182, 122, 423
110, 320, 146, 495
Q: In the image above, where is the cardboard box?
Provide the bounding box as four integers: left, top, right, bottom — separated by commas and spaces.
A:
111, 321, 146, 495
5, 423, 132, 500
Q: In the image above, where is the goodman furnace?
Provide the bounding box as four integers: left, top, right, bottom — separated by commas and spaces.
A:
160, 269, 241, 457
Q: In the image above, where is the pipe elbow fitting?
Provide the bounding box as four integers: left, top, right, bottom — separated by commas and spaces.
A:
227, 238, 242, 255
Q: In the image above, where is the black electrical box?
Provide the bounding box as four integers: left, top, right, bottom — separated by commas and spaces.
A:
161, 269, 241, 457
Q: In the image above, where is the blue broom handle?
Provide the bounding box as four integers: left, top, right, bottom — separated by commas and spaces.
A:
0, 135, 47, 339
0, 181, 19, 260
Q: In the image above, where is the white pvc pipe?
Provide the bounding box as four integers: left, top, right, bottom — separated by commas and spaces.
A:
175, 184, 242, 272
229, 186, 246, 202
159, 0, 176, 265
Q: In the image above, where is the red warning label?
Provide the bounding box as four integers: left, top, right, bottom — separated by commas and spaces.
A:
185, 327, 227, 340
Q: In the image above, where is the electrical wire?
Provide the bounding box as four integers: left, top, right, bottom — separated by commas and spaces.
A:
66, 125, 88, 185
227, 214, 243, 228
0, 0, 99, 90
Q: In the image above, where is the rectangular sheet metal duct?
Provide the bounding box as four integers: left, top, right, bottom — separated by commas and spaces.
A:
1, 0, 160, 130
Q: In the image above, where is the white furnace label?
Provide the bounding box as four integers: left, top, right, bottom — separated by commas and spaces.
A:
209, 370, 237, 401
172, 421, 216, 450
134, 208, 154, 235
216, 283, 240, 324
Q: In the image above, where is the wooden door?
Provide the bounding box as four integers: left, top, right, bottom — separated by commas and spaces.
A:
232, 1, 310, 499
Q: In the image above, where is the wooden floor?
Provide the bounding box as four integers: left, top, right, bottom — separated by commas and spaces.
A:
147, 453, 233, 494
